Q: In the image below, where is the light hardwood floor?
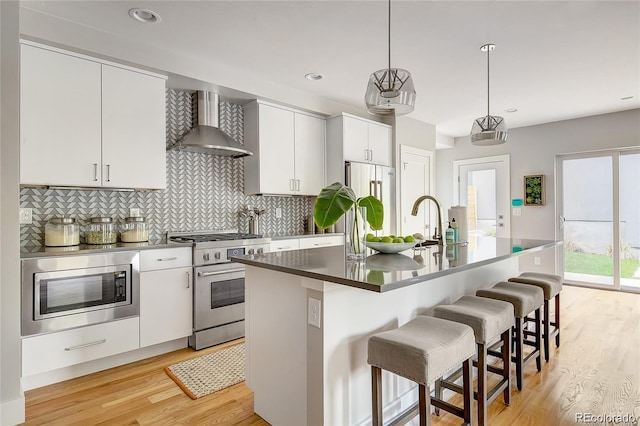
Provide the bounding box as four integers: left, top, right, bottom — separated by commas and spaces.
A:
22, 285, 640, 426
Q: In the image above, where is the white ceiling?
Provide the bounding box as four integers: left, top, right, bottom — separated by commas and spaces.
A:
19, 1, 640, 137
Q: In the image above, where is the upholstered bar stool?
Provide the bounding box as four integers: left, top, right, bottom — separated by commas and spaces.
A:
476, 282, 544, 391
433, 296, 514, 426
508, 272, 562, 362
368, 316, 476, 426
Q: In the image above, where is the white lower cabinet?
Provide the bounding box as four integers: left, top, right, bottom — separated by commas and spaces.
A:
270, 235, 343, 252
298, 235, 344, 249
139, 247, 193, 347
22, 317, 140, 377
270, 238, 300, 252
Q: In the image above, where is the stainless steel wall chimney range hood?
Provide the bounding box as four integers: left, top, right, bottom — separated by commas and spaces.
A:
176, 91, 252, 158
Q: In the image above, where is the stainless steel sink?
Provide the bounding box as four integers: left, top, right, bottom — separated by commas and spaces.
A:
415, 240, 440, 247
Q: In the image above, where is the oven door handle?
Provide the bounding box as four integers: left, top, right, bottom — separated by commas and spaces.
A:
197, 269, 244, 277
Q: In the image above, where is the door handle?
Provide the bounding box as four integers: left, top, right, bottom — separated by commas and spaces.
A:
65, 339, 106, 351
313, 242, 332, 246
295, 179, 301, 191
93, 163, 98, 182
157, 257, 178, 262
186, 270, 191, 289
289, 179, 295, 191
106, 164, 111, 182
369, 149, 373, 162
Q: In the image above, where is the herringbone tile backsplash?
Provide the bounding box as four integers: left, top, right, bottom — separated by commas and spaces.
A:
20, 90, 311, 247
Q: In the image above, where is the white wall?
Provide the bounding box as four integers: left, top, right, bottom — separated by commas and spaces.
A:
1, 1, 26, 424
384, 115, 437, 234
436, 109, 640, 273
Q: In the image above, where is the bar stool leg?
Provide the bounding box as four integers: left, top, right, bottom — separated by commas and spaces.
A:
372, 366, 382, 426
462, 358, 473, 425
478, 342, 487, 426
543, 299, 550, 362
555, 294, 561, 347
419, 384, 431, 426
501, 329, 511, 405
514, 318, 523, 391
434, 380, 441, 416
535, 308, 542, 372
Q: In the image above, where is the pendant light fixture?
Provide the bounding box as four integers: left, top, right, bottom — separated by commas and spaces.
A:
470, 44, 508, 145
364, 0, 416, 116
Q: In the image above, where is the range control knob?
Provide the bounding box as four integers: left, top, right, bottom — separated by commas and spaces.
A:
248, 248, 255, 255
214, 252, 221, 260
257, 247, 264, 254
203, 252, 210, 261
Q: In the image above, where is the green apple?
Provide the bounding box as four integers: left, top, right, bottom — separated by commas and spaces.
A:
380, 236, 393, 243
392, 237, 404, 243
404, 235, 416, 243
365, 233, 377, 242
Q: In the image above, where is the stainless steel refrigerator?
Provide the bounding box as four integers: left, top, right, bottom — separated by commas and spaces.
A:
345, 161, 396, 236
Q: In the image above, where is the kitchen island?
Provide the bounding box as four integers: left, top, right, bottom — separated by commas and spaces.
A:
233, 237, 559, 426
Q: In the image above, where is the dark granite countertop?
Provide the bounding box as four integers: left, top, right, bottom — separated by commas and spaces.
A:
232, 237, 561, 293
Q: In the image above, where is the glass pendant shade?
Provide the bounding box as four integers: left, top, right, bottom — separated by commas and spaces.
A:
365, 68, 416, 115
470, 114, 508, 145
471, 43, 508, 146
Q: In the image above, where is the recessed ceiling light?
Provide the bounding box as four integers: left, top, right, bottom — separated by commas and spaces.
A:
305, 73, 323, 81
621, 96, 634, 100
128, 8, 161, 24
505, 108, 518, 113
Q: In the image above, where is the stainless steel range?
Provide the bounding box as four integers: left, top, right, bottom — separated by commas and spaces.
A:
168, 231, 270, 350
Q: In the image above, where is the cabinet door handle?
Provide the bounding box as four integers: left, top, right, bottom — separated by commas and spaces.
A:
289, 179, 295, 191
295, 179, 301, 191
157, 257, 178, 262
106, 164, 111, 182
364, 149, 369, 161
93, 163, 98, 182
369, 149, 373, 161
277, 246, 291, 250
65, 339, 106, 351
186, 270, 191, 289
314, 242, 332, 246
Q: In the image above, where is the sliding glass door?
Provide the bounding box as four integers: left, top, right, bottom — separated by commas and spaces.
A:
557, 149, 640, 291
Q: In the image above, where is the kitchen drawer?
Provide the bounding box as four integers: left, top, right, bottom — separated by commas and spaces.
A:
22, 317, 140, 377
140, 247, 191, 271
299, 235, 344, 249
270, 239, 300, 252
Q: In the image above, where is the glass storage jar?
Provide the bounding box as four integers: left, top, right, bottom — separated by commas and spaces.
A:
120, 216, 149, 242
44, 216, 80, 247
85, 217, 117, 244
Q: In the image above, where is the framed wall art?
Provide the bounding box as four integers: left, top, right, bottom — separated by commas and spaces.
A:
524, 175, 545, 206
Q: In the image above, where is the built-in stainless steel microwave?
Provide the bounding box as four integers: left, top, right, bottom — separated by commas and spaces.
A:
21, 251, 140, 336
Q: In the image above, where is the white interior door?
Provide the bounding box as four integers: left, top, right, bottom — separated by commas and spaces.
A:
454, 155, 510, 238
399, 146, 433, 238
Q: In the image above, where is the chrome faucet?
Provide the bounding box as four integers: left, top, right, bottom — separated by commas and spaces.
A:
411, 195, 444, 245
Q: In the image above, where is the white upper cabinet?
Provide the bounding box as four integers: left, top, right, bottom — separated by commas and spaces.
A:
20, 44, 103, 187
294, 113, 326, 195
20, 42, 167, 189
101, 65, 166, 189
329, 114, 392, 167
244, 101, 326, 196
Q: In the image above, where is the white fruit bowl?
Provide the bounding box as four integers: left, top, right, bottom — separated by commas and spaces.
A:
366, 240, 421, 254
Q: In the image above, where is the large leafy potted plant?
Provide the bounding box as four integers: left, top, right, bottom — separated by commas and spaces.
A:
313, 182, 384, 259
